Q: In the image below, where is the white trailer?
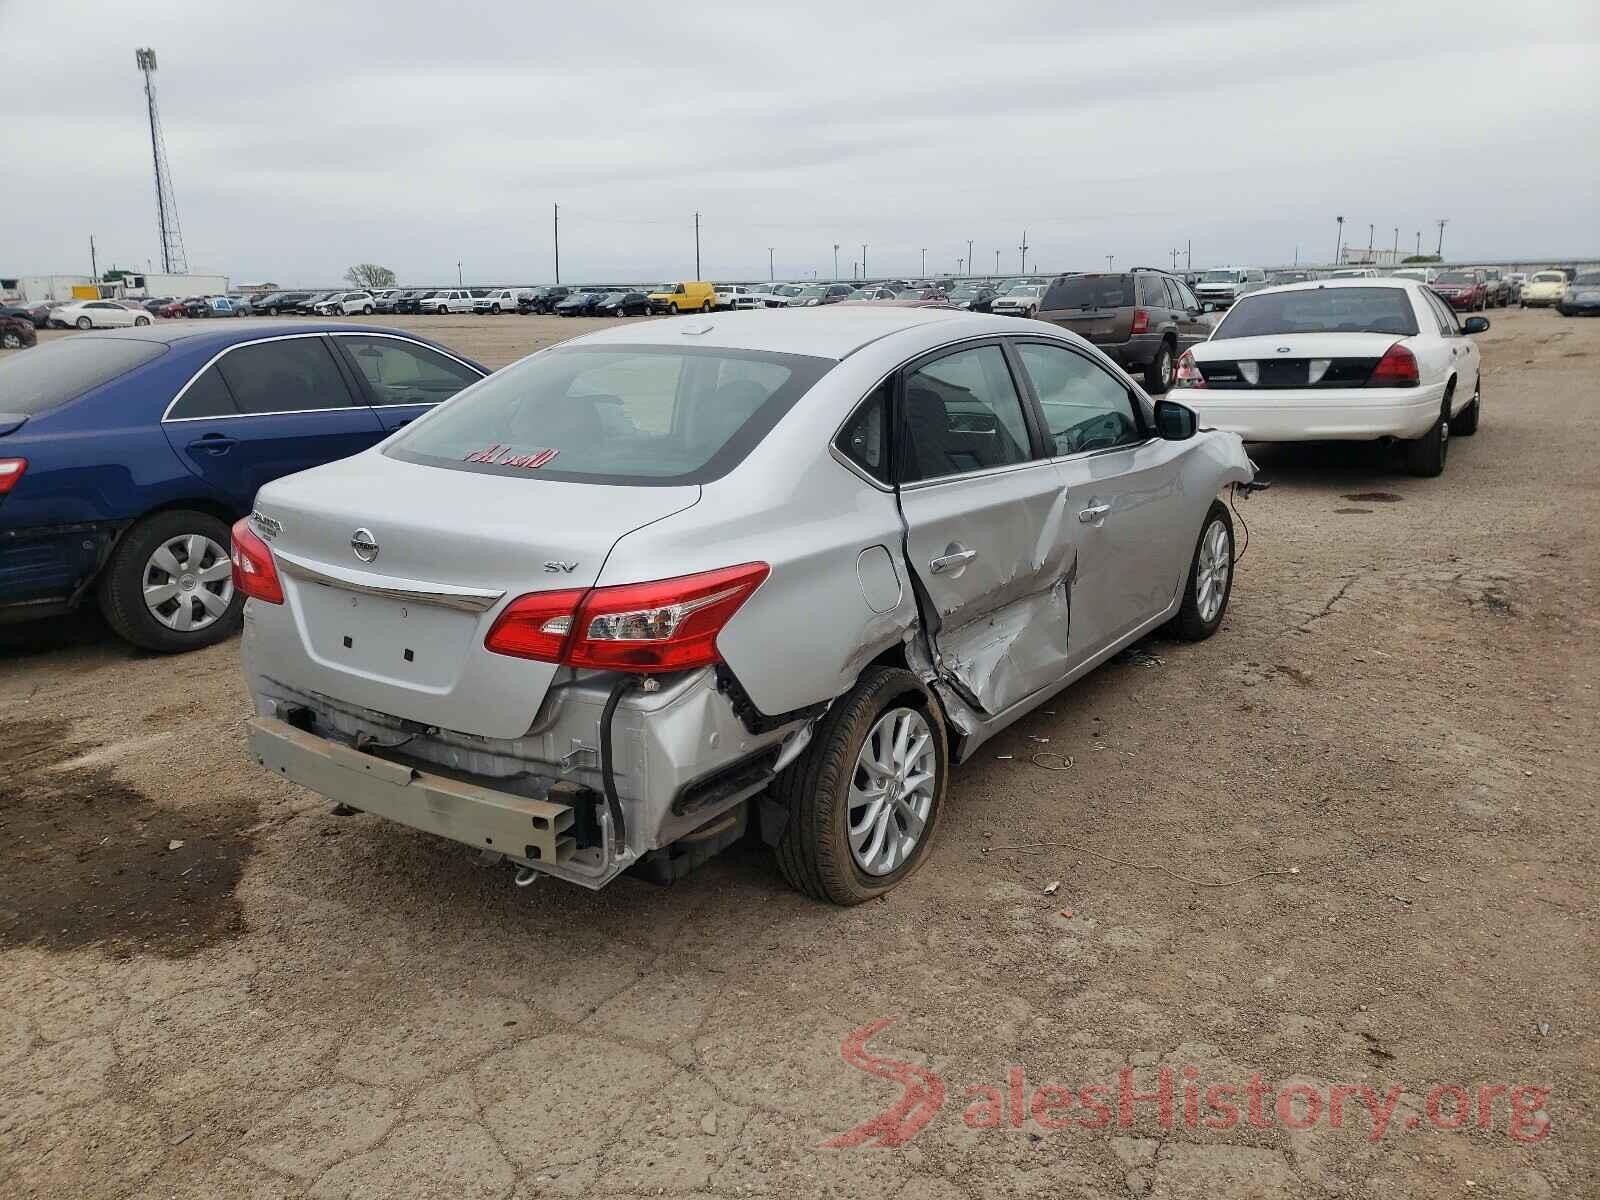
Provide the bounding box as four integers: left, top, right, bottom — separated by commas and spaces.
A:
121, 272, 230, 299
0, 274, 96, 304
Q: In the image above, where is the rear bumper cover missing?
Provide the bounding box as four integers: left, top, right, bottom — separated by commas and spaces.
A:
248, 716, 578, 865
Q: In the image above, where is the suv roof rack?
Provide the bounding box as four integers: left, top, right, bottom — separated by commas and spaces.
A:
1129, 266, 1174, 274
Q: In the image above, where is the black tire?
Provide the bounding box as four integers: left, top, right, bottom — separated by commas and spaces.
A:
1144, 339, 1177, 394
97, 509, 243, 653
1449, 382, 1481, 436
362, 305, 374, 315
267, 306, 279, 316
773, 666, 948, 905
1404, 397, 1451, 477
134, 316, 150, 327
76, 316, 92, 330
1, 331, 20, 349
1165, 500, 1234, 642
701, 300, 713, 312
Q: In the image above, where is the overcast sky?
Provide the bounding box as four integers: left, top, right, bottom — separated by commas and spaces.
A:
4, 1, 1596, 286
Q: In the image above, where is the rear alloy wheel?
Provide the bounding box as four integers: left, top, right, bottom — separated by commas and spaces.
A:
1144, 340, 1176, 394
774, 666, 947, 905
1166, 501, 1234, 641
1449, 382, 1481, 436
76, 316, 92, 330
134, 316, 150, 326
98, 510, 243, 652
1404, 399, 1451, 477
1, 331, 20, 349
362, 305, 374, 314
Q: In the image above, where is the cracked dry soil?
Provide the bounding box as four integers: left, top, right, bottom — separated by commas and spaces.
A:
0, 309, 1595, 1198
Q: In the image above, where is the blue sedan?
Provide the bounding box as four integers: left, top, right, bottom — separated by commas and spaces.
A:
0, 321, 487, 651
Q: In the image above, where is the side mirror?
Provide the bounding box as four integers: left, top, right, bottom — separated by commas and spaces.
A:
1153, 398, 1198, 440
1462, 316, 1490, 335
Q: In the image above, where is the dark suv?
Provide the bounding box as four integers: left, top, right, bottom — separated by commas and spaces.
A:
1034, 269, 1210, 393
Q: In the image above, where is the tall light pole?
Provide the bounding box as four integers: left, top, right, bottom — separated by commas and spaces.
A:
693, 211, 701, 279
1169, 248, 1181, 271
1018, 229, 1029, 275
1105, 254, 1114, 271
1392, 227, 1399, 262
832, 244, 839, 280
768, 247, 774, 281
1416, 230, 1422, 258
861, 243, 867, 279
1333, 215, 1344, 265
957, 257, 964, 276
457, 260, 463, 286
966, 240, 973, 277
552, 203, 560, 284
1367, 223, 1374, 259
1436, 218, 1448, 258
994, 249, 1000, 274
920, 247, 927, 276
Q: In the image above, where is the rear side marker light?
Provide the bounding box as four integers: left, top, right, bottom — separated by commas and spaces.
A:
0, 458, 25, 495
1367, 343, 1420, 388
230, 517, 284, 604
1173, 351, 1205, 389
486, 563, 770, 673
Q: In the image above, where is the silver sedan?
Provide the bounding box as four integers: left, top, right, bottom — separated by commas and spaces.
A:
239, 307, 1254, 903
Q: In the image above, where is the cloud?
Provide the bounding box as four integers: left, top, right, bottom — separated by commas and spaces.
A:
2, 0, 1595, 284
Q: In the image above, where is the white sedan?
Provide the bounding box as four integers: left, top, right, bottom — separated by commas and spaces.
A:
1172, 278, 1485, 476
53, 300, 155, 330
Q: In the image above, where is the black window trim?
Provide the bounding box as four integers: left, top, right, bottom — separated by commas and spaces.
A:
159, 332, 362, 423
1007, 335, 1157, 462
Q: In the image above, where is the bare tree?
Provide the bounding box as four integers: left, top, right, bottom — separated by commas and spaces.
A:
344, 264, 396, 290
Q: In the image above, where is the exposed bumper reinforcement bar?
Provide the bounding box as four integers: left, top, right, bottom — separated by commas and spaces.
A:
247, 716, 577, 866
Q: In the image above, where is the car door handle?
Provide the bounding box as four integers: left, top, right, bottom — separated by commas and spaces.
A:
1078, 503, 1112, 523
929, 548, 977, 574
187, 434, 237, 455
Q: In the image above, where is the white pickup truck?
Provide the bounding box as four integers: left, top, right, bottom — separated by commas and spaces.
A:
420, 289, 476, 314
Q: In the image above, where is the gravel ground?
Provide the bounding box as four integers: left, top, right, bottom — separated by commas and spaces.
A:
1, 308, 1594, 1199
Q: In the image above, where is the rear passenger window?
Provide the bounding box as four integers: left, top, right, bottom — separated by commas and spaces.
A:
902, 345, 1032, 482
217, 338, 357, 414
1017, 343, 1142, 455
168, 365, 238, 419
1138, 276, 1168, 307
835, 381, 890, 483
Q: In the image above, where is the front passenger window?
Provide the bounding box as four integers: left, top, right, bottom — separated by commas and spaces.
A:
1017, 343, 1142, 455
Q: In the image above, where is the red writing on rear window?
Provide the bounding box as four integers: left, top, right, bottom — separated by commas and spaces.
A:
462, 444, 560, 470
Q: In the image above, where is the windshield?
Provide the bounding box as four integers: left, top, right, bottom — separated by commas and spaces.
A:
387, 344, 835, 486
1435, 272, 1476, 285
1046, 275, 1134, 308
1214, 287, 1419, 339
0, 337, 166, 416
1003, 284, 1043, 297
1268, 273, 1310, 284
1199, 271, 1238, 283
797, 286, 827, 298
1532, 272, 1565, 282
1575, 273, 1600, 286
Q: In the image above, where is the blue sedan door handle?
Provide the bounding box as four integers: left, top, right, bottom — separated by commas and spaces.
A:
188, 433, 237, 455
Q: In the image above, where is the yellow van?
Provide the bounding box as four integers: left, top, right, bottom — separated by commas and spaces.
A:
648, 281, 717, 314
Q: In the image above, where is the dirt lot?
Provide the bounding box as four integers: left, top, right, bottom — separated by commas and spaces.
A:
1, 308, 1595, 1198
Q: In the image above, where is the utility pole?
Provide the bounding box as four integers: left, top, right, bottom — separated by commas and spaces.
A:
1415, 230, 1422, 257
1392, 227, 1399, 263
89, 235, 98, 287
1186, 239, 1191, 272
1435, 218, 1448, 258
768, 247, 774, 281
1018, 229, 1029, 275
457, 261, 463, 286
966, 240, 973, 277
1105, 254, 1114, 271
1367, 223, 1374, 258
553, 203, 560, 284
920, 247, 927, 276
861, 243, 867, 279
1294, 246, 1299, 267
694, 212, 701, 279
994, 249, 1000, 274
833, 244, 839, 280
957, 257, 964, 276
1169, 248, 1180, 271
1334, 215, 1344, 265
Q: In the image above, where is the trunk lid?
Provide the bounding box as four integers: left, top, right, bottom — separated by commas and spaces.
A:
1045, 307, 1134, 345
1192, 333, 1403, 390
251, 452, 699, 739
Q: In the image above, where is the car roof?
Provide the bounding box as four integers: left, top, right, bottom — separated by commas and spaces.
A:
563, 305, 1007, 359
69, 319, 399, 351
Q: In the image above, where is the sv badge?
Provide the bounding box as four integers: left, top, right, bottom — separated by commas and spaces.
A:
543, 561, 579, 573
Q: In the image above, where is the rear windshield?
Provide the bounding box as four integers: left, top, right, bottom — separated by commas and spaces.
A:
1213, 287, 1419, 339
0, 337, 166, 416
1043, 275, 1134, 308
386, 344, 835, 486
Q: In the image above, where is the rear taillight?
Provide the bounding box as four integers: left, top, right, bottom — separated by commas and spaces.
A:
1173, 351, 1206, 389
485, 563, 770, 673
1130, 308, 1149, 335
230, 518, 284, 604
1367, 343, 1420, 388
0, 458, 25, 495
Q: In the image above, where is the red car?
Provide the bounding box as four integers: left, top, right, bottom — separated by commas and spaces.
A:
0, 313, 38, 349
1430, 270, 1487, 312
158, 299, 189, 319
